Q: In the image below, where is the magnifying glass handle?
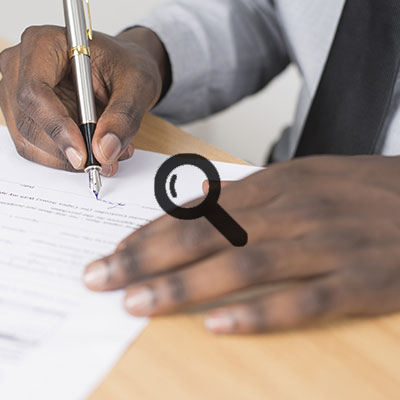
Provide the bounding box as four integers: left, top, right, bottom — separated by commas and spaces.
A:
205, 205, 248, 247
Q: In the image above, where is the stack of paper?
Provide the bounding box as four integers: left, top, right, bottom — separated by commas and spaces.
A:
0, 126, 260, 399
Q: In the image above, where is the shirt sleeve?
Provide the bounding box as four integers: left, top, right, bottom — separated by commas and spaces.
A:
136, 0, 290, 125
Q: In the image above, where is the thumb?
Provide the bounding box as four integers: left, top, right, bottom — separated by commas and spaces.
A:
202, 180, 232, 195
93, 89, 145, 165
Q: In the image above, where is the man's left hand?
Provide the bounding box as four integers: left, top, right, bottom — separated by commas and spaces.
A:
83, 155, 400, 334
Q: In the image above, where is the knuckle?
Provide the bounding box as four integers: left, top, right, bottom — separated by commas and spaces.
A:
15, 113, 37, 140
0, 47, 13, 71
232, 246, 270, 284
116, 246, 143, 281
167, 274, 187, 304
0, 48, 8, 64
265, 157, 319, 188
0, 82, 5, 103
309, 195, 337, 212
16, 84, 37, 113
284, 195, 336, 223
268, 161, 300, 181
14, 139, 32, 162
245, 301, 269, 332
46, 123, 64, 143
135, 67, 160, 95
20, 26, 41, 42
301, 284, 335, 317
45, 117, 69, 143
131, 225, 153, 242
288, 156, 326, 177
63, 159, 79, 173
305, 198, 336, 220
110, 103, 142, 130
21, 26, 66, 55
345, 261, 393, 294
179, 220, 214, 252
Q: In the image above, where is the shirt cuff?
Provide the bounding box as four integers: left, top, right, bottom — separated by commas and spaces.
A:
133, 5, 212, 124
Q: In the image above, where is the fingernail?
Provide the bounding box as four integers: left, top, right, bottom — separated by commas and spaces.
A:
205, 312, 236, 334
101, 164, 113, 177
127, 144, 134, 158
116, 241, 127, 251
99, 133, 121, 162
84, 262, 109, 288
125, 287, 155, 315
65, 147, 83, 170
202, 180, 209, 195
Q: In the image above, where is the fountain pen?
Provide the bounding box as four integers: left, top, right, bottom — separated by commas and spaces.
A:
63, 0, 102, 199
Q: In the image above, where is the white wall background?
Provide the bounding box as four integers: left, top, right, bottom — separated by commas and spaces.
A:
0, 0, 301, 166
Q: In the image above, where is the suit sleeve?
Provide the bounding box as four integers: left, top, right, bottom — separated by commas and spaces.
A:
136, 0, 290, 124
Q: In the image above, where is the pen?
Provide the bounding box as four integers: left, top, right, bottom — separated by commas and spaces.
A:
63, 0, 102, 199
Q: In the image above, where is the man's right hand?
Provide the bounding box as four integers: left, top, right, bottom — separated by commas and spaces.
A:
0, 26, 170, 176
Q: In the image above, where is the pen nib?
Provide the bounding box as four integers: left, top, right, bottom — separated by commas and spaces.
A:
88, 168, 102, 200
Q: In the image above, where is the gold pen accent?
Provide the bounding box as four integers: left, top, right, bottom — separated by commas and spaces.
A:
69, 45, 91, 59
83, 0, 93, 41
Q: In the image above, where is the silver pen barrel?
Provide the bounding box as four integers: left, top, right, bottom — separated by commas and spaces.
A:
63, 0, 102, 198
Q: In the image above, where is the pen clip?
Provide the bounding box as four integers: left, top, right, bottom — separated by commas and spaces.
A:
82, 0, 93, 41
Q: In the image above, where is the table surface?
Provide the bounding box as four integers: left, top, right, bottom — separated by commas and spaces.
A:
2, 39, 400, 400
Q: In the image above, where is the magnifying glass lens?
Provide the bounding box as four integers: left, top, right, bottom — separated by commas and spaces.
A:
166, 165, 208, 208
155, 153, 248, 246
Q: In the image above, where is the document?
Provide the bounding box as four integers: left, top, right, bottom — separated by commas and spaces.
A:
0, 126, 260, 399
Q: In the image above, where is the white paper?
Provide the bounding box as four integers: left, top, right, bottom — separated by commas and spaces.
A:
0, 126, 261, 399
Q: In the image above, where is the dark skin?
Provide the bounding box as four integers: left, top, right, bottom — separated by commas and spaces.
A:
0, 26, 169, 175
1, 26, 400, 335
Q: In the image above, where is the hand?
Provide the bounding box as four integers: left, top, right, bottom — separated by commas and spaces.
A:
83, 155, 400, 334
0, 26, 170, 175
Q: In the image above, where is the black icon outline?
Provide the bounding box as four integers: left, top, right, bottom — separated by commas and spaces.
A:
169, 174, 178, 198
154, 154, 248, 247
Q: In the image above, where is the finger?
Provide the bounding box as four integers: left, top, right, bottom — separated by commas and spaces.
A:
14, 108, 67, 160
16, 26, 86, 169
116, 214, 400, 277
86, 187, 378, 294
0, 45, 69, 162
92, 197, 296, 289
117, 195, 322, 251
84, 215, 230, 291
202, 180, 231, 195
100, 162, 119, 178
113, 174, 278, 253
121, 235, 349, 317
8, 130, 76, 172
100, 144, 135, 177
0, 45, 20, 76
0, 80, 76, 171
204, 274, 348, 334
209, 168, 278, 211
210, 158, 343, 212
120, 219, 389, 317
92, 82, 147, 165
115, 217, 400, 314
119, 144, 135, 161
116, 181, 276, 249
84, 199, 341, 293
205, 241, 400, 335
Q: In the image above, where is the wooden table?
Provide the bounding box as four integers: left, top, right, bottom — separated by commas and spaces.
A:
1, 39, 400, 400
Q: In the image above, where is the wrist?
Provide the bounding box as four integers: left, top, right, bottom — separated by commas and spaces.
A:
116, 27, 172, 104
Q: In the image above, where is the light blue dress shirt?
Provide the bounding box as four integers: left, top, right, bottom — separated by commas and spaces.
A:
138, 0, 400, 161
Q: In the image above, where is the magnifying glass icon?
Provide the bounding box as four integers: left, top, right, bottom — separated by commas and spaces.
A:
154, 154, 248, 247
